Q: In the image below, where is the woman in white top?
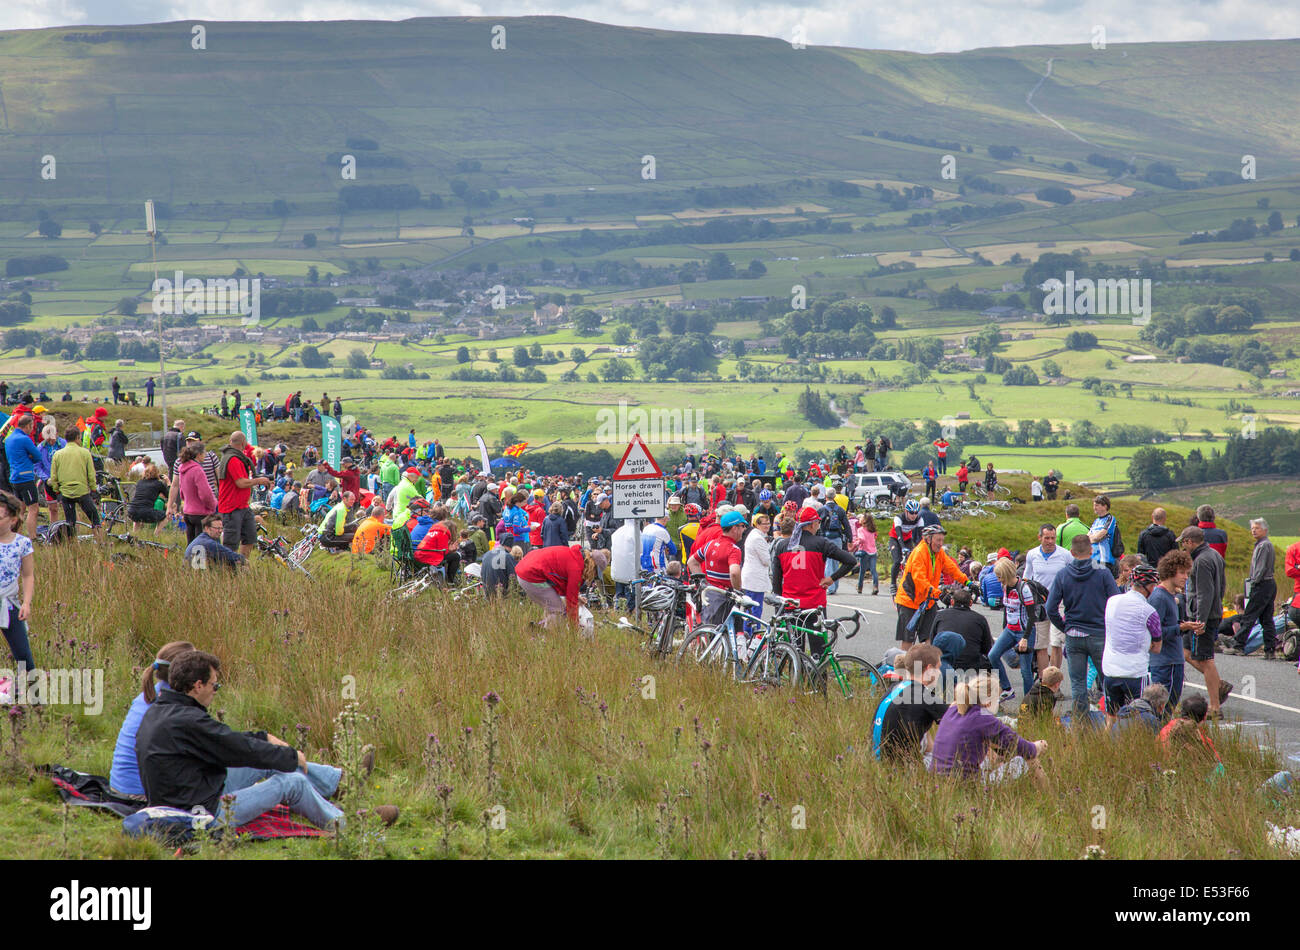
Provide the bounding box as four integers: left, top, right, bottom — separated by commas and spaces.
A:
741, 512, 774, 635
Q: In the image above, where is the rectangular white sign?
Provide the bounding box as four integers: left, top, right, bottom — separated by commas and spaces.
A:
611, 478, 665, 520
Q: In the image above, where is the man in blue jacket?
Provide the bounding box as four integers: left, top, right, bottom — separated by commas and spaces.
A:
4, 413, 43, 538
1046, 534, 1120, 714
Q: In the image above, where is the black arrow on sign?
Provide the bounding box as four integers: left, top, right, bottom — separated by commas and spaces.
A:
631, 506, 648, 514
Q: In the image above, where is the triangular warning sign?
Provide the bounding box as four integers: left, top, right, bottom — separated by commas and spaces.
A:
612, 433, 664, 480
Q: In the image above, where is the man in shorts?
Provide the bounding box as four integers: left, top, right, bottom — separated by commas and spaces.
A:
216, 430, 271, 558
48, 425, 104, 543
1179, 525, 1231, 718
1024, 523, 1071, 670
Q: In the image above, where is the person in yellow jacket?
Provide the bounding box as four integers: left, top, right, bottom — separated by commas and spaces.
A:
894, 523, 967, 648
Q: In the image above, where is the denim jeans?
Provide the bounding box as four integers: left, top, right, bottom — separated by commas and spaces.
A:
742, 588, 765, 634
989, 627, 1034, 695
823, 543, 844, 593
932, 631, 966, 679
220, 762, 343, 829
1066, 630, 1106, 715
1148, 663, 1184, 712
854, 552, 878, 591
2, 606, 35, 670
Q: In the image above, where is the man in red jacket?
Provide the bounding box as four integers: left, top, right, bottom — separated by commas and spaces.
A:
324, 457, 361, 499
414, 517, 460, 582
525, 490, 547, 549
1286, 539, 1300, 630
687, 510, 746, 626
516, 545, 606, 627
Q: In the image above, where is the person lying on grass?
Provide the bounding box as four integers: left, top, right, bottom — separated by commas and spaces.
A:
135, 649, 397, 830
929, 672, 1048, 786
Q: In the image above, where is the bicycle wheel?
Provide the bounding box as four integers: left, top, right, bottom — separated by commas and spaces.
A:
970, 483, 987, 499
743, 641, 802, 688
651, 610, 678, 657
995, 484, 1011, 496
830, 654, 886, 699
678, 626, 731, 672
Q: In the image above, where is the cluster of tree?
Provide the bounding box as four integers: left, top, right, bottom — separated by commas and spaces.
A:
1141, 162, 1190, 190
449, 365, 547, 383
1070, 420, 1172, 448
449, 180, 499, 207
80, 333, 157, 362
454, 159, 483, 172
556, 214, 849, 254
1179, 213, 1286, 245
1002, 365, 1040, 386
1064, 330, 1097, 350
864, 130, 967, 152
636, 335, 719, 380
963, 176, 1007, 195
828, 181, 861, 198
524, 447, 617, 477
337, 184, 422, 210
1086, 153, 1136, 177
260, 289, 337, 317
905, 200, 1024, 228
380, 365, 431, 380
299, 345, 331, 368
796, 388, 841, 428
1139, 300, 1259, 348
871, 182, 934, 210
780, 328, 880, 360
0, 301, 33, 326
347, 137, 380, 151
1035, 185, 1074, 205
1129, 427, 1300, 489
987, 145, 1021, 161
6, 254, 68, 277
1171, 338, 1276, 376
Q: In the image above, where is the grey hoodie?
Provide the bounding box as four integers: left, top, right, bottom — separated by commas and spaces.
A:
1187, 542, 1225, 623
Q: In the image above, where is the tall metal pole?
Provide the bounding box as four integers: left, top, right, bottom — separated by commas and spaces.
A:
146, 199, 168, 435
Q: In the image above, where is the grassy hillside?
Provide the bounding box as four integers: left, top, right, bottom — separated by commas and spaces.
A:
1, 20, 1299, 210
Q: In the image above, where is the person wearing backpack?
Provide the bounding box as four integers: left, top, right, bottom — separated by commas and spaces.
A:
1088, 495, 1121, 578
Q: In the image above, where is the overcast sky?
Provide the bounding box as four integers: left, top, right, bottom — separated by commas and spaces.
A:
5, 0, 1299, 53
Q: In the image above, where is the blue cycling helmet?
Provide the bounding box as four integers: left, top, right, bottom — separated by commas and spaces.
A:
904, 499, 920, 515
759, 489, 773, 502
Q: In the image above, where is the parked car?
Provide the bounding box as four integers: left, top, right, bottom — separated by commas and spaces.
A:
851, 471, 912, 507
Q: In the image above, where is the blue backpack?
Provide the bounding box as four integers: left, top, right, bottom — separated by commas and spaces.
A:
871, 682, 912, 759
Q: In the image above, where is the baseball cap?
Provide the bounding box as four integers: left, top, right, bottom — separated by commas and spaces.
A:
404, 467, 420, 478
797, 506, 820, 525
185, 430, 202, 441
720, 510, 746, 529
997, 547, 1010, 559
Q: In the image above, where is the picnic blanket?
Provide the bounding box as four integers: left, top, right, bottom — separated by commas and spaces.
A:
43, 765, 327, 841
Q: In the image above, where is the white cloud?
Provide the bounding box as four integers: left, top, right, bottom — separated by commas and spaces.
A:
4, 0, 87, 30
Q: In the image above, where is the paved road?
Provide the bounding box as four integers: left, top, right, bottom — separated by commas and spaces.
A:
822, 586, 1300, 765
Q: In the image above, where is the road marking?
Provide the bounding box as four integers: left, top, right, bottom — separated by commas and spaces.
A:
1184, 679, 1300, 716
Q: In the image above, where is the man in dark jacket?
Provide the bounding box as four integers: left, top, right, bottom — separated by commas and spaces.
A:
161, 420, 184, 473
135, 650, 347, 829
477, 484, 502, 529
1137, 507, 1178, 567
1180, 525, 1231, 717
931, 587, 993, 673
1046, 534, 1119, 714
1224, 518, 1278, 658
542, 503, 570, 547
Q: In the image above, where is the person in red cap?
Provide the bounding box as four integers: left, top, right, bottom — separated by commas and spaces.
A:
998, 547, 1011, 560
82, 406, 109, 460
771, 506, 857, 655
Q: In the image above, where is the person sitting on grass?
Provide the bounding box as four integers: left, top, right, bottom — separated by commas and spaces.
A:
350, 502, 390, 555
871, 643, 947, 761
184, 514, 246, 571
1157, 693, 1222, 769
1018, 665, 1064, 719
1114, 683, 1168, 733
318, 491, 357, 553
135, 649, 398, 830
929, 672, 1048, 785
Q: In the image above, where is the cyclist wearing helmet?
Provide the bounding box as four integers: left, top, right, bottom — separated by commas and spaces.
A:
755, 488, 779, 523
888, 499, 925, 596
687, 510, 747, 626
894, 523, 967, 648
678, 503, 703, 563
1101, 563, 1163, 727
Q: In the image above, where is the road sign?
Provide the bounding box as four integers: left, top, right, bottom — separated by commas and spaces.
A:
611, 478, 665, 520
612, 433, 664, 480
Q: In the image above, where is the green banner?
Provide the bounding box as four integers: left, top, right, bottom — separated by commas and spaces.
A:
322, 415, 342, 468
238, 407, 258, 446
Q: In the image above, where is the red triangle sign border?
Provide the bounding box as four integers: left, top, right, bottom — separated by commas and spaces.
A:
612, 433, 664, 480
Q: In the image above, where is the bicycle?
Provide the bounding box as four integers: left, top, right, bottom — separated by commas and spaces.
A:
764, 599, 884, 700
256, 532, 311, 575
677, 588, 802, 688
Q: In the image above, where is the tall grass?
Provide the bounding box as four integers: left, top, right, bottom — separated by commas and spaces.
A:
3, 534, 1296, 859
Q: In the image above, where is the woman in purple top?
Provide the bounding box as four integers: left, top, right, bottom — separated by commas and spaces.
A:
929, 673, 1047, 784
